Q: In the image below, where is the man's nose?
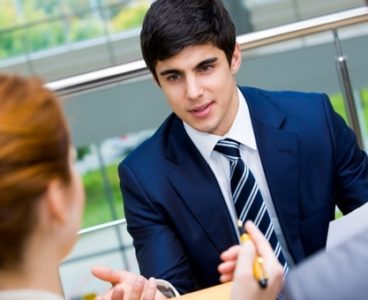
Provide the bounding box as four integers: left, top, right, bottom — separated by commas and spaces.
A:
186, 75, 203, 100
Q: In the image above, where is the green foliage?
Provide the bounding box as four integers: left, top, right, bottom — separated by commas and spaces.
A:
81, 161, 124, 228
0, 0, 66, 57
62, 0, 92, 13
68, 16, 103, 42
0, 1, 17, 28
360, 88, 368, 133
0, 0, 150, 60
77, 146, 91, 160
37, 0, 60, 14
330, 90, 368, 134
23, 0, 53, 22
0, 2, 22, 59
112, 0, 149, 32
335, 208, 342, 219
0, 30, 24, 59
329, 93, 348, 122
26, 21, 65, 52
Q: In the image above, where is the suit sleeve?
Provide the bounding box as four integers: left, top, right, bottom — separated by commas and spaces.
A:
118, 161, 197, 294
323, 94, 368, 213
284, 229, 368, 300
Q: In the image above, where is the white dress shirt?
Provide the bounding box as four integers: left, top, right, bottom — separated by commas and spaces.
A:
184, 88, 293, 266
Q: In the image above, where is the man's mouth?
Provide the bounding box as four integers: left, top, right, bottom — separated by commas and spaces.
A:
189, 102, 214, 118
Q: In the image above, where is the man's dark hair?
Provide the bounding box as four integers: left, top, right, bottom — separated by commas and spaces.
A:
140, 0, 236, 80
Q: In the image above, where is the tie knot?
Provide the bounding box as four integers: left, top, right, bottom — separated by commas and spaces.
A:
214, 138, 241, 159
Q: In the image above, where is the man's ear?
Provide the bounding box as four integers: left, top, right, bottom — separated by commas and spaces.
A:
44, 179, 67, 225
231, 43, 242, 74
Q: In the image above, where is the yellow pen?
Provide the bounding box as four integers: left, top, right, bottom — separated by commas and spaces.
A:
238, 220, 268, 289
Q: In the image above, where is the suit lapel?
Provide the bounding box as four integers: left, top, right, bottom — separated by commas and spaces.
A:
242, 87, 305, 262
166, 118, 238, 254
163, 85, 306, 261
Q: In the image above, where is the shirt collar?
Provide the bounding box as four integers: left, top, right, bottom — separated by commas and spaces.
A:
184, 87, 257, 161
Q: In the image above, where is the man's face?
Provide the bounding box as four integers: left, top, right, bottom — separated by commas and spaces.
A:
155, 43, 241, 136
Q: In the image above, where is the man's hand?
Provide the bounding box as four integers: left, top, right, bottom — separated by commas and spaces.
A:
218, 244, 240, 283
92, 267, 166, 300
218, 221, 284, 300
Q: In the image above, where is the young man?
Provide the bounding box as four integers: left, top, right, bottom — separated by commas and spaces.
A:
118, 0, 368, 294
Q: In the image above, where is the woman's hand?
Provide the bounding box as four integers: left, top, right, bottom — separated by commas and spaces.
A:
218, 221, 284, 300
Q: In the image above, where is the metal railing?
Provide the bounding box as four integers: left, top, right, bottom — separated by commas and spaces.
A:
46, 6, 368, 96
46, 5, 368, 148
78, 218, 126, 235
237, 6, 368, 50
62, 219, 130, 266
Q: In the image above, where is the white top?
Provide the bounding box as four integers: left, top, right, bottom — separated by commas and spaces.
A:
0, 289, 64, 300
184, 88, 293, 266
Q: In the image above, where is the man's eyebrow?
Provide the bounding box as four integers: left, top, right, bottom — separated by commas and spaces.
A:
159, 69, 181, 76
195, 57, 218, 69
159, 57, 218, 76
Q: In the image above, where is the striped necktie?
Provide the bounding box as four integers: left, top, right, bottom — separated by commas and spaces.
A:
214, 138, 288, 272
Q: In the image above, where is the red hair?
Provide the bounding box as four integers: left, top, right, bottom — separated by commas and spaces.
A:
0, 74, 71, 268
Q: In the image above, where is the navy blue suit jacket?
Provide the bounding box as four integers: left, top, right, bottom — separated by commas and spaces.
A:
118, 86, 368, 294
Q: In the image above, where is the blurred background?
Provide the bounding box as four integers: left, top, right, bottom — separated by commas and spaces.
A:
1, 0, 367, 298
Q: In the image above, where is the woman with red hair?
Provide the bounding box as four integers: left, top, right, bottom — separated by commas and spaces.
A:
0, 74, 84, 300
0, 74, 158, 300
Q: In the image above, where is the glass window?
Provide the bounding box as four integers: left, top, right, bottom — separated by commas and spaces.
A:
0, 30, 25, 59
107, 0, 150, 33
66, 12, 104, 43
25, 20, 66, 53
1, 0, 19, 27
76, 144, 122, 228
75, 130, 153, 228
63, 0, 93, 12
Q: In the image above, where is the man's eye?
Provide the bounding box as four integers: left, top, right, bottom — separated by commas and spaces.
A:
199, 65, 214, 73
167, 74, 181, 81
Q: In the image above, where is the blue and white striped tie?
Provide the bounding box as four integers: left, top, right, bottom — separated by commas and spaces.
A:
215, 138, 288, 273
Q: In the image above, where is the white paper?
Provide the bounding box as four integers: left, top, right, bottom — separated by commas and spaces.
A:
326, 202, 368, 250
